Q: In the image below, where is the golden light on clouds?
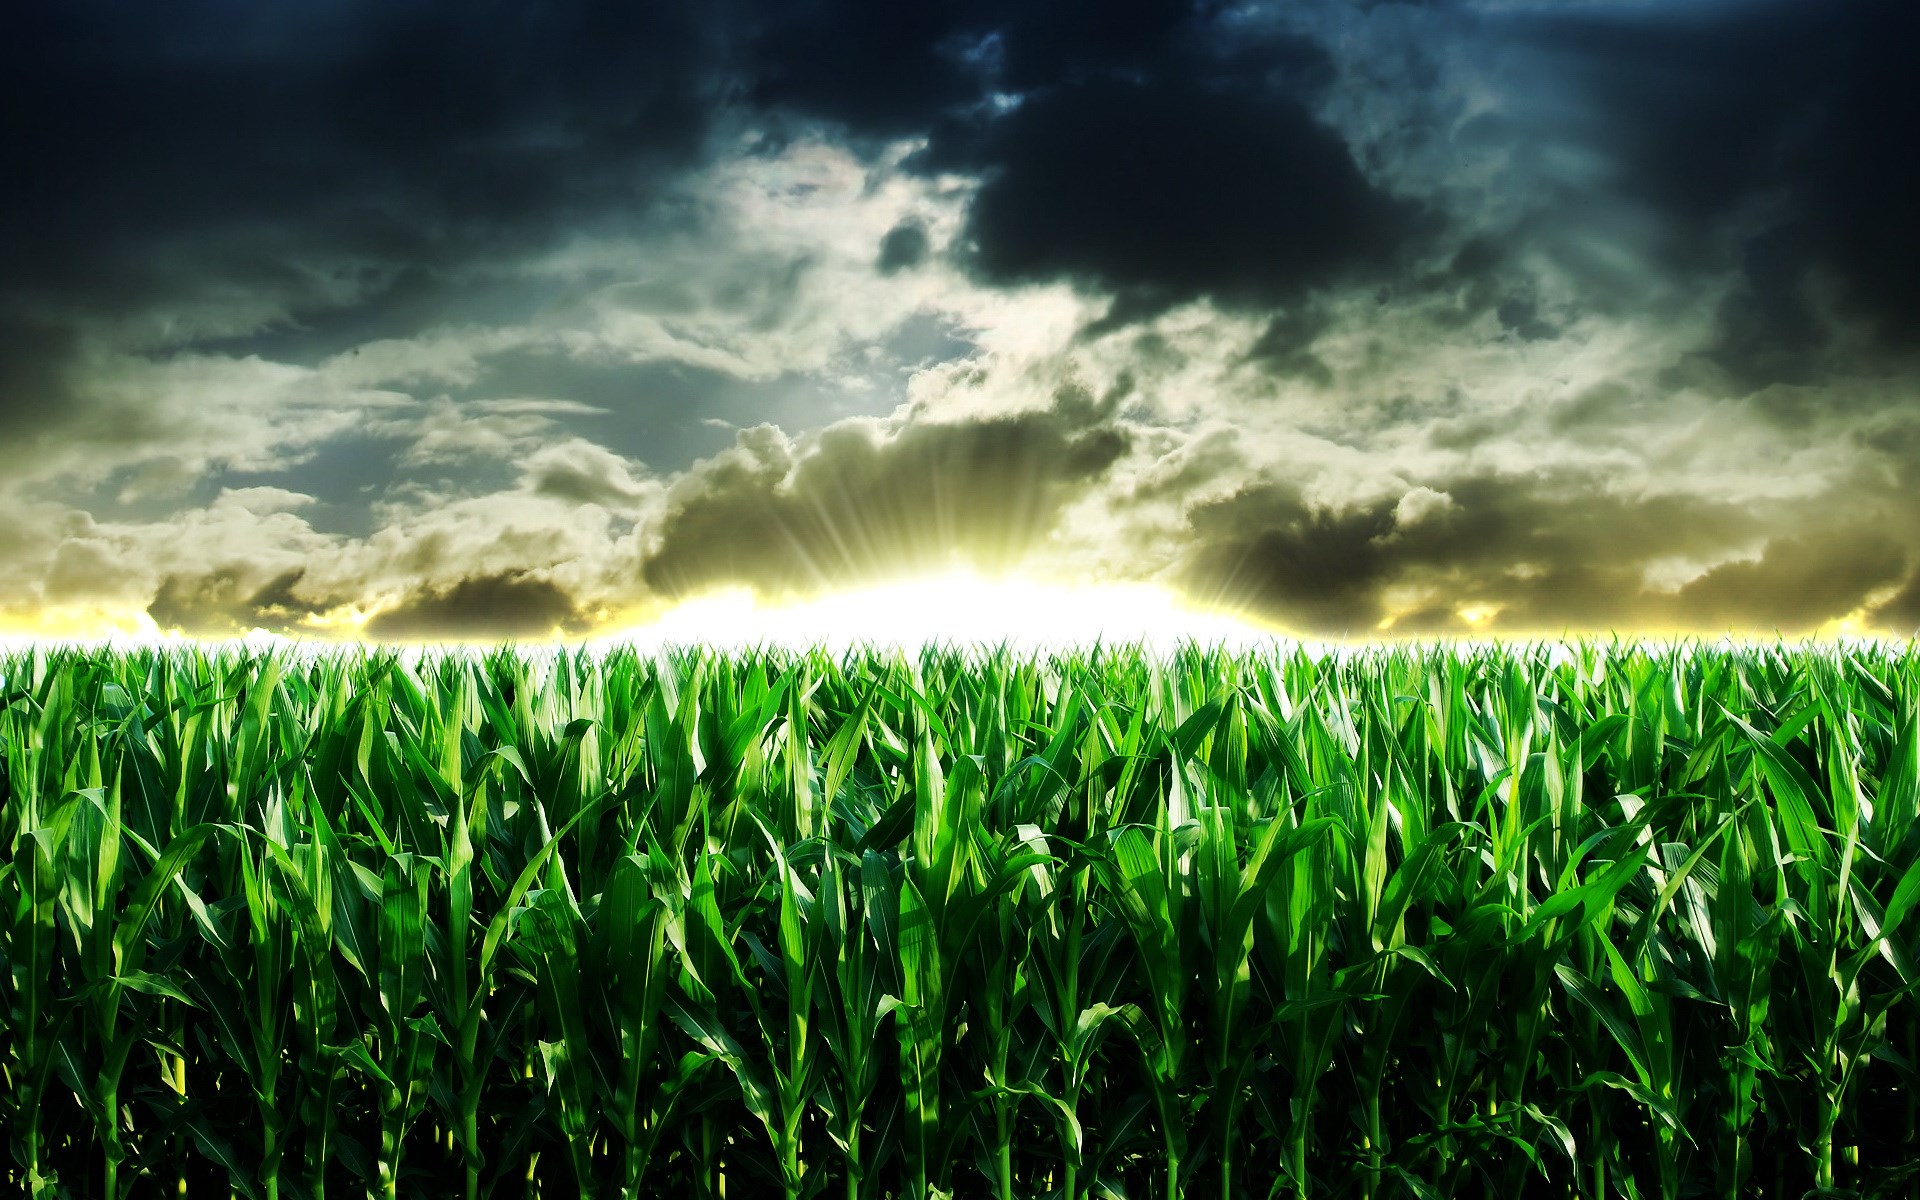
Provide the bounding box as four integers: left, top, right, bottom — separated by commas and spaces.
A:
1, 574, 1282, 651
0, 606, 164, 646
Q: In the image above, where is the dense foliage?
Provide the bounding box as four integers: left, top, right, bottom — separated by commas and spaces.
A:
3, 641, 1919, 1199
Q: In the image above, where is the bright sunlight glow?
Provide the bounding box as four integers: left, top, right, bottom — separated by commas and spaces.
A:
594, 574, 1282, 653
0, 574, 1284, 653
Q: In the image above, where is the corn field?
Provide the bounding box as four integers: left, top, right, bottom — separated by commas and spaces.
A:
3, 641, 1918, 1199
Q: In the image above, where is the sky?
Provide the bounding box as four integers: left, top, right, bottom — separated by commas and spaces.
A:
2, 0, 1916, 641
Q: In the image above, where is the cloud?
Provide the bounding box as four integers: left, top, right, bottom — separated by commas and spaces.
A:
363, 572, 588, 640
1391, 486, 1453, 528
3, 2, 728, 321
1177, 480, 1400, 632
0, 0, 734, 496
877, 220, 931, 274
934, 74, 1425, 318
1165, 457, 1918, 636
640, 383, 1132, 597
1244, 308, 1337, 386
523, 439, 657, 511
0, 348, 383, 495
741, 2, 990, 138
1499, 0, 1920, 378
117, 478, 634, 637
738, 1, 1429, 322
0, 318, 83, 441
742, 0, 1198, 139
147, 569, 326, 636
4, 0, 1919, 644
1666, 532, 1906, 631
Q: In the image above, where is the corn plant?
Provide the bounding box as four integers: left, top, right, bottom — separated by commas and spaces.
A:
3, 639, 1920, 1198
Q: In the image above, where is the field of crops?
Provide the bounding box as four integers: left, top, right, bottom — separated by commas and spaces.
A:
3, 641, 1918, 1199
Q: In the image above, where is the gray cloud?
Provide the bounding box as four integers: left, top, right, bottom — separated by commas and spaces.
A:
1169, 461, 1913, 636
363, 572, 588, 641
1666, 532, 1907, 632
147, 569, 326, 637
523, 440, 656, 511
877, 220, 931, 275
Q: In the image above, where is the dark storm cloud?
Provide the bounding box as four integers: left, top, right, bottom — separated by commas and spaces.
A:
3, 0, 1401, 355
641, 384, 1131, 597
0, 0, 734, 438
6, 0, 1907, 380
1, 0, 1424, 444
1867, 573, 1920, 635
4, 2, 728, 291
938, 75, 1424, 318
1520, 0, 1920, 376
0, 318, 82, 434
1666, 533, 1906, 631
1179, 483, 1397, 632
742, 0, 1196, 137
1174, 468, 1908, 636
364, 573, 588, 640
741, 2, 985, 138
744, 0, 1424, 321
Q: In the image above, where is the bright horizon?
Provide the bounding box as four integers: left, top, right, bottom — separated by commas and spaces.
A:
0, 573, 1898, 654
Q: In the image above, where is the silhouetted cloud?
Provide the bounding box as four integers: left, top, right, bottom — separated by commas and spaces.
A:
642, 384, 1130, 597
147, 569, 325, 636
1172, 466, 1907, 636
364, 572, 587, 640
